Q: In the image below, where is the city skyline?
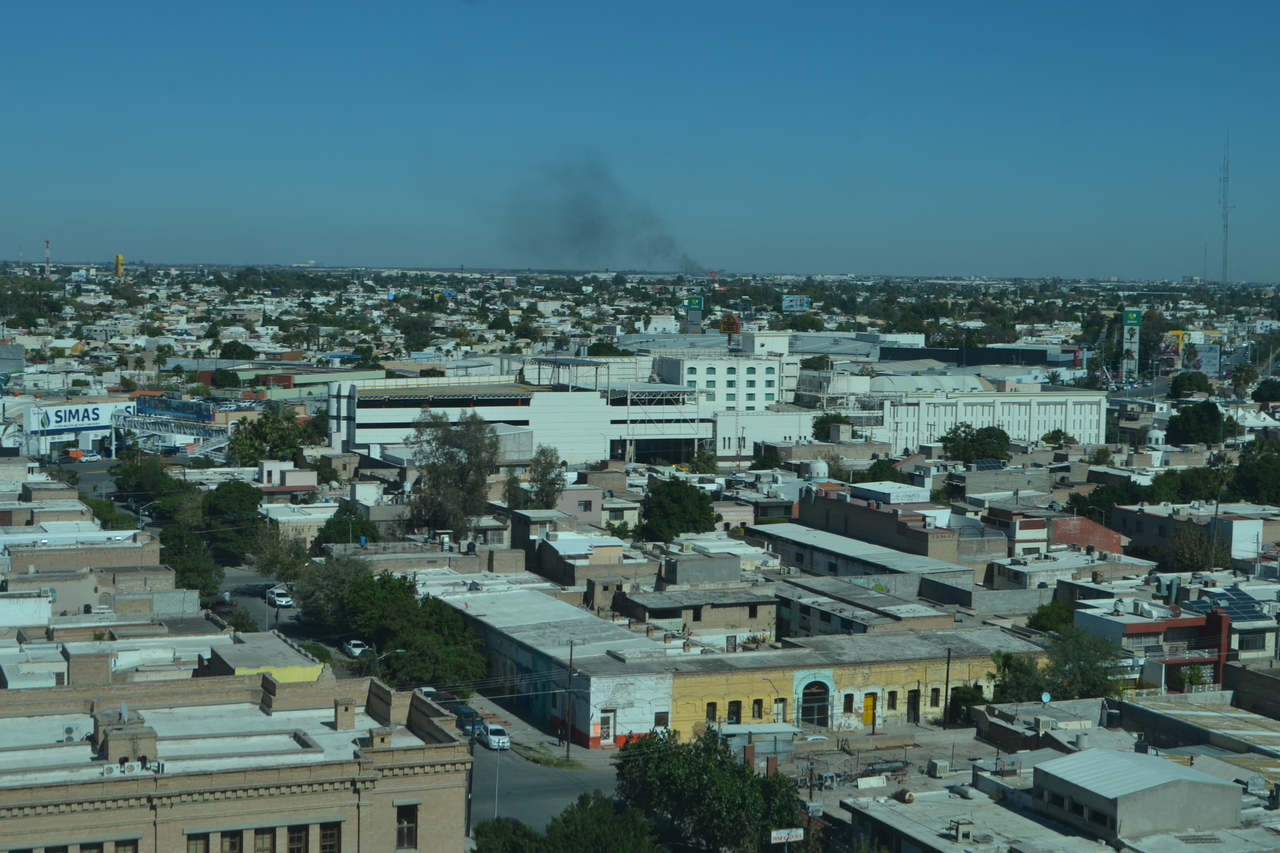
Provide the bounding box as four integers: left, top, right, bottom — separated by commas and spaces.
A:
3, 2, 1278, 279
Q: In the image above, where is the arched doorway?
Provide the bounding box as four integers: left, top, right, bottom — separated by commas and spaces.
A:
800, 681, 830, 728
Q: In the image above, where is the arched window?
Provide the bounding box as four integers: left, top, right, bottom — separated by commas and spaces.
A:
726, 367, 737, 375
765, 366, 775, 374
686, 367, 697, 375
706, 367, 716, 375
746, 367, 757, 375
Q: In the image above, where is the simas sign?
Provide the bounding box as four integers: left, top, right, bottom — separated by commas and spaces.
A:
29, 402, 135, 434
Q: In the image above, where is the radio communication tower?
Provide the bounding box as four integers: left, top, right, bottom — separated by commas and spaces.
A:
1219, 135, 1234, 285
43, 239, 51, 281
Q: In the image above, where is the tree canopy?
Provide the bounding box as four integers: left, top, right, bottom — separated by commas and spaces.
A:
615, 729, 800, 853
293, 553, 371, 629
1041, 429, 1077, 446
990, 626, 1123, 702
474, 791, 657, 853
227, 404, 326, 466
160, 525, 223, 599
1166, 400, 1227, 445
310, 502, 381, 552
1254, 378, 1280, 403
639, 479, 716, 542
406, 411, 499, 538
219, 340, 258, 361
1169, 371, 1212, 397
811, 411, 853, 441
527, 445, 565, 510
940, 422, 1011, 462
201, 480, 264, 565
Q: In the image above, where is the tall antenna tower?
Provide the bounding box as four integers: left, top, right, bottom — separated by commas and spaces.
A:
1219, 135, 1233, 285
43, 239, 51, 281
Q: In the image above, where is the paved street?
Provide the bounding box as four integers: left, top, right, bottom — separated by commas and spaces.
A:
468, 740, 617, 833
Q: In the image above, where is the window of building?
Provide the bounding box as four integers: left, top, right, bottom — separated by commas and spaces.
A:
746, 393, 755, 401
687, 367, 697, 375
1135, 519, 1144, 533
726, 393, 736, 401
1089, 809, 1109, 827
397, 804, 418, 849
765, 367, 775, 374
765, 379, 775, 388
319, 823, 340, 853
577, 500, 593, 513
254, 829, 276, 853
752, 698, 763, 719
44, 848, 68, 853
1158, 525, 1168, 538
774, 697, 787, 722
705, 380, 716, 388
765, 393, 775, 401
794, 551, 805, 564
287, 827, 308, 853
726, 380, 736, 388
118, 844, 140, 853
706, 702, 717, 722
609, 509, 625, 521
843, 694, 855, 713
748, 604, 758, 619
746, 380, 756, 388
1049, 792, 1066, 808
706, 367, 716, 375
221, 833, 243, 853
1069, 800, 1085, 817
827, 561, 837, 573
930, 688, 941, 707
727, 367, 737, 375
707, 393, 715, 401
654, 711, 670, 728
692, 605, 703, 622
746, 367, 756, 375
189, 836, 210, 853
80, 845, 104, 853
1241, 632, 1268, 651
727, 700, 742, 724
687, 381, 696, 389
747, 406, 755, 410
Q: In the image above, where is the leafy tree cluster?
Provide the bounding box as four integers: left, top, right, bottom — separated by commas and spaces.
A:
1067, 457, 1236, 526
586, 341, 634, 357
811, 411, 855, 441
940, 422, 1011, 463
615, 730, 801, 853
1026, 599, 1075, 633
227, 404, 327, 466
639, 479, 716, 542
474, 791, 656, 853
1253, 378, 1280, 403
160, 524, 224, 599
310, 501, 381, 552
343, 570, 487, 686
1166, 400, 1239, 445
687, 447, 718, 475
990, 626, 1124, 702
1168, 371, 1212, 397
1041, 429, 1077, 446
219, 340, 258, 361
0, 276, 64, 326
112, 455, 194, 506
201, 479, 265, 565
749, 449, 784, 470
406, 411, 499, 537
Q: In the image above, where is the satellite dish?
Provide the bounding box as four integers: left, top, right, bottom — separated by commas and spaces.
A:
1041, 692, 1052, 705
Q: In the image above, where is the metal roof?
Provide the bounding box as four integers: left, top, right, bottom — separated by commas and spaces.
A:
1036, 748, 1237, 799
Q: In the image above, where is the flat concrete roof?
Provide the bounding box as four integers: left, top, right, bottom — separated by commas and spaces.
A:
213, 632, 319, 670
1037, 747, 1238, 799
625, 588, 777, 609
748, 523, 971, 575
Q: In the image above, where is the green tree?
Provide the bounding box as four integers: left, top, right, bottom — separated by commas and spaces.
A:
844, 459, 912, 485
201, 480, 264, 565
1232, 363, 1259, 398
940, 422, 1011, 462
688, 447, 718, 475
543, 790, 658, 853
344, 571, 486, 686
800, 354, 833, 370
749, 449, 784, 470
248, 524, 310, 584
1041, 429, 1077, 446
1027, 599, 1075, 633
502, 470, 526, 511
227, 404, 322, 466
1163, 524, 1231, 573
1166, 400, 1226, 445
219, 340, 257, 361
615, 729, 801, 853
226, 608, 260, 633
473, 818, 546, 853
112, 455, 193, 505
405, 411, 499, 538
1253, 378, 1280, 403
211, 368, 242, 389
811, 412, 853, 441
293, 553, 371, 629
160, 524, 224, 599
639, 479, 716, 542
1044, 625, 1125, 700
787, 313, 824, 332
1235, 450, 1280, 504
310, 502, 382, 552
528, 444, 565, 510
79, 497, 136, 530
1169, 371, 1212, 397
989, 649, 1049, 703
1088, 447, 1113, 466
586, 341, 634, 356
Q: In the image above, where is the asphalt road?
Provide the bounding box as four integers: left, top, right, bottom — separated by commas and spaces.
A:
468, 742, 618, 832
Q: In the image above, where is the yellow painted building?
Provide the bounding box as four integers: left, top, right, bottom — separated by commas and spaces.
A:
665, 628, 1042, 733
204, 631, 327, 683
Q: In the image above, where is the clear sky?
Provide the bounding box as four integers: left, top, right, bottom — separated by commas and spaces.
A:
3, 1, 1278, 279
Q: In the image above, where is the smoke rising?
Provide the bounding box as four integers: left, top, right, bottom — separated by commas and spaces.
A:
500, 158, 702, 272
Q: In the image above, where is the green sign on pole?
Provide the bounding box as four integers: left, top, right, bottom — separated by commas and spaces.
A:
687, 296, 704, 311
1122, 310, 1142, 326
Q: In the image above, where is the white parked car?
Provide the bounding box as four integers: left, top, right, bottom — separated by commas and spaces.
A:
478, 722, 510, 750
79, 451, 103, 463
342, 639, 370, 658
266, 588, 293, 608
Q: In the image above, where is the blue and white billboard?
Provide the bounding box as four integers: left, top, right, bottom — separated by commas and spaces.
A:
27, 402, 136, 434
781, 294, 811, 313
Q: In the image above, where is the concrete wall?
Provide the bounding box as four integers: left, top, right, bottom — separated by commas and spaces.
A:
1223, 663, 1280, 720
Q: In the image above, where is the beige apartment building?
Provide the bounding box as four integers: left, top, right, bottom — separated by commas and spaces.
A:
0, 674, 470, 853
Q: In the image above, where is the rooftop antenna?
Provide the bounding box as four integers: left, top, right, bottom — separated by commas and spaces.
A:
1219, 134, 1234, 286
43, 239, 51, 281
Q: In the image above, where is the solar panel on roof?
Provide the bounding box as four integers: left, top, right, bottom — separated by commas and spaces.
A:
973, 459, 1003, 471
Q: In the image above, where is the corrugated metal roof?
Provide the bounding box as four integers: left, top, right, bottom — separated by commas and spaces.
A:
1037, 748, 1237, 799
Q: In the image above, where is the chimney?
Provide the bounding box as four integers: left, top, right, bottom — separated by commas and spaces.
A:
334, 698, 355, 731
1076, 731, 1089, 750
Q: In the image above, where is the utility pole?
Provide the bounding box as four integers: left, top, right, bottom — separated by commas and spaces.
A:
1220, 134, 1234, 286
942, 647, 952, 731
565, 640, 575, 760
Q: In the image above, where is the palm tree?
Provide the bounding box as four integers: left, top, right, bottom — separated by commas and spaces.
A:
1045, 369, 1064, 386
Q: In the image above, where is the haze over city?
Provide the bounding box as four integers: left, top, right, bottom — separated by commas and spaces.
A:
4, 2, 1280, 278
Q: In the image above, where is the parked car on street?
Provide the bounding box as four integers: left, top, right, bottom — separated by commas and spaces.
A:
477, 722, 510, 750
342, 639, 370, 658
266, 587, 293, 608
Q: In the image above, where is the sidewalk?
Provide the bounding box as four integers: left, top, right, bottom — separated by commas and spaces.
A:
462, 691, 619, 770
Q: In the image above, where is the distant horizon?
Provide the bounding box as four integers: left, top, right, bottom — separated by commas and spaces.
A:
3, 4, 1278, 280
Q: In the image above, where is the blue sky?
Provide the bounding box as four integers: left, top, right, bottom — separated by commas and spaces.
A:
3, 1, 1278, 279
